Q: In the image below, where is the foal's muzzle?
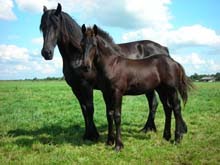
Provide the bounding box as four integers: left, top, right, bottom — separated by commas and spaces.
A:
81, 65, 90, 72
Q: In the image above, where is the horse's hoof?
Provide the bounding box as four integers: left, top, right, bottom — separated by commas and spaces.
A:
139, 126, 157, 133
83, 132, 99, 141
163, 132, 171, 141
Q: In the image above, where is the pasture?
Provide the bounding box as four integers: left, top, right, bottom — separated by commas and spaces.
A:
0, 80, 219, 164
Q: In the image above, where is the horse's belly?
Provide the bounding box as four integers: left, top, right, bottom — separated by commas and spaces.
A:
125, 84, 150, 95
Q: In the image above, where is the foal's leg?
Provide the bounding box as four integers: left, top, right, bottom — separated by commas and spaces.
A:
158, 91, 172, 141
113, 89, 124, 151
140, 91, 158, 133
103, 92, 115, 146
170, 91, 187, 143
72, 85, 99, 141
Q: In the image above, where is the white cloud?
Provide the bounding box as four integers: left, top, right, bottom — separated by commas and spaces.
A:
124, 0, 172, 29
166, 25, 220, 47
173, 53, 220, 75
15, 0, 80, 13
173, 53, 205, 66
15, 0, 50, 13
32, 37, 43, 45
208, 60, 220, 72
122, 24, 220, 48
15, 64, 30, 71
79, 0, 172, 29
52, 56, 62, 69
0, 0, 17, 20
0, 44, 29, 62
0, 44, 63, 79
32, 61, 57, 74
14, 0, 172, 29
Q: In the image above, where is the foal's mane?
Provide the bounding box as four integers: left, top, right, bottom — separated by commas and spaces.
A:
40, 9, 82, 50
95, 26, 121, 52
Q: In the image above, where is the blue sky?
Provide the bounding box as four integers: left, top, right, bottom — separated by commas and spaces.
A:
0, 0, 220, 80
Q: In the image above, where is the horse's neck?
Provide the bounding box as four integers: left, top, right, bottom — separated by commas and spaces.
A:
57, 39, 82, 70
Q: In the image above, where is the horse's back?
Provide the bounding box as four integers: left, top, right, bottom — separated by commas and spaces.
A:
118, 40, 169, 59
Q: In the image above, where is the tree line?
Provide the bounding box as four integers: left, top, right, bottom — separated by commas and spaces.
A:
190, 72, 220, 81
26, 73, 220, 82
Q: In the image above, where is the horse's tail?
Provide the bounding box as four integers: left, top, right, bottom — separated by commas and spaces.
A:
177, 63, 194, 105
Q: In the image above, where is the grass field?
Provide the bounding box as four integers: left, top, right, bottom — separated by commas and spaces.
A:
0, 81, 219, 164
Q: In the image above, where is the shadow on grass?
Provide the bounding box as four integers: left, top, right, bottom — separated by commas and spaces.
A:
7, 124, 108, 147
7, 122, 159, 148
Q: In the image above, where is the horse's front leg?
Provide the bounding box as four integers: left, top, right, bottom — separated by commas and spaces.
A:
113, 89, 124, 151
71, 84, 99, 141
103, 92, 115, 146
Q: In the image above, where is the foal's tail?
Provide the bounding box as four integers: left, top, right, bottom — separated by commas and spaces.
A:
177, 63, 194, 105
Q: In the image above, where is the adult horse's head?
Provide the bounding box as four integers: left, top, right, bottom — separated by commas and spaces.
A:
40, 3, 62, 60
80, 24, 98, 71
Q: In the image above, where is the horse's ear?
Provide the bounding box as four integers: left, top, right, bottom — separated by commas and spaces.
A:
55, 3, 62, 16
82, 24, 86, 34
93, 24, 98, 36
43, 6, 47, 13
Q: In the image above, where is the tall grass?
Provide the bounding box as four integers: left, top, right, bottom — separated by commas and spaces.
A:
0, 81, 219, 164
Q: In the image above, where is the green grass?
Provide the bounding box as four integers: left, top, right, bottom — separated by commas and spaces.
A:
0, 81, 220, 164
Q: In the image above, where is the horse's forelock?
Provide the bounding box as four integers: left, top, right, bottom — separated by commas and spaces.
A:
85, 27, 95, 37
40, 9, 62, 31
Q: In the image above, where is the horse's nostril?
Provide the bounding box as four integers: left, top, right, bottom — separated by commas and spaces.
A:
48, 50, 52, 55
45, 50, 51, 55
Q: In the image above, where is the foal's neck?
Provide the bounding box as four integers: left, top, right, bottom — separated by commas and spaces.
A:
96, 38, 121, 72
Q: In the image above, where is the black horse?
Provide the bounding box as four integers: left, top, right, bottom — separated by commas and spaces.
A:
80, 25, 193, 150
40, 3, 170, 141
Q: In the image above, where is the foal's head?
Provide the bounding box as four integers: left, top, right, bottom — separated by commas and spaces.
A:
80, 24, 98, 71
40, 3, 62, 60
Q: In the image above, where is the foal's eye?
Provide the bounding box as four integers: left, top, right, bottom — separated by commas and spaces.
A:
80, 42, 85, 48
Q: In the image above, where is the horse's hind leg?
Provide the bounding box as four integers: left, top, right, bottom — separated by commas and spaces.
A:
157, 90, 172, 141
140, 91, 158, 133
170, 91, 187, 143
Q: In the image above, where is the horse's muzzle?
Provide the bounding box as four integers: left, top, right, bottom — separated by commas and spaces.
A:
41, 48, 53, 60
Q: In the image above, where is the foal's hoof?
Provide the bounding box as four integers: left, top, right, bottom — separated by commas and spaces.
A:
106, 134, 115, 146
114, 144, 124, 152
181, 122, 188, 134
106, 139, 114, 146
174, 132, 183, 143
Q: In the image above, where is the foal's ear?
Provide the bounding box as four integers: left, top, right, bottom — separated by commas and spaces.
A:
55, 3, 62, 16
82, 24, 86, 34
93, 24, 98, 36
43, 6, 47, 13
